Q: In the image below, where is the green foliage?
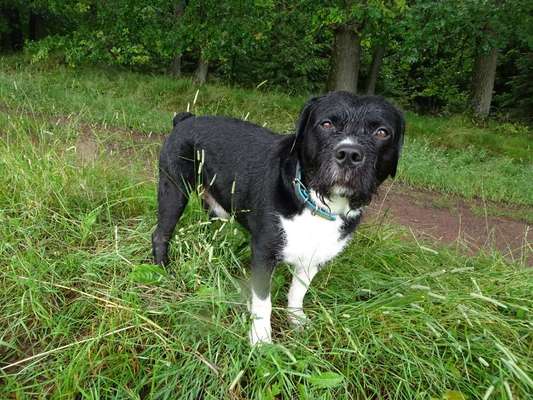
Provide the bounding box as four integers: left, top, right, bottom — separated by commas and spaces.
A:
2, 0, 531, 118
313, 0, 406, 29
31, 0, 180, 69
177, 0, 274, 61
380, 0, 533, 113
494, 48, 533, 122
220, 1, 329, 91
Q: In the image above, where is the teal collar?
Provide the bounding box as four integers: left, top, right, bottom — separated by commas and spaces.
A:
293, 163, 337, 221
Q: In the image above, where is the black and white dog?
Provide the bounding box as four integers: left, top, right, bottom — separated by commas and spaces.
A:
152, 91, 404, 344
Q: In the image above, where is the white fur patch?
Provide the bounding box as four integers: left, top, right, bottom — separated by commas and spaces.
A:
332, 185, 353, 197
249, 190, 360, 344
280, 190, 355, 269
280, 190, 360, 326
279, 207, 350, 268
311, 189, 351, 215
249, 289, 272, 345
338, 137, 356, 146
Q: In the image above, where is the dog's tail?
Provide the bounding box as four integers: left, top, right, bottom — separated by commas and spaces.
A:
173, 112, 194, 127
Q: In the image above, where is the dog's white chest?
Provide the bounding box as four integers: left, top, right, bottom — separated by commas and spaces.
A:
279, 209, 351, 268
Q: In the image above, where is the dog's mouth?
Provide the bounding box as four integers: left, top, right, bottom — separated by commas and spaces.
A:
308, 160, 377, 207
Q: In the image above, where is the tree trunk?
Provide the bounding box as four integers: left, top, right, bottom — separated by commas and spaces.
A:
170, 54, 182, 76
169, 1, 187, 76
366, 45, 385, 95
471, 47, 498, 118
29, 12, 46, 41
327, 25, 361, 93
3, 8, 24, 51
0, 8, 9, 50
193, 56, 209, 85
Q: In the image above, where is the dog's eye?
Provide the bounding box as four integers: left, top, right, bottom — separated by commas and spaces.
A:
320, 120, 334, 130
374, 128, 390, 139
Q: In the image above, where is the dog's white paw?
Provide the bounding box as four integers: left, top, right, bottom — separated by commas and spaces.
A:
288, 308, 309, 328
249, 311, 272, 345
249, 325, 272, 346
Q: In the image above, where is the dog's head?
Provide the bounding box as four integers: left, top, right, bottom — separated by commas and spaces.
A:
293, 91, 404, 207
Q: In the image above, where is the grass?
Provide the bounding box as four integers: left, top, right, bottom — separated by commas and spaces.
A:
407, 113, 532, 164
0, 57, 532, 398
399, 140, 533, 206
0, 112, 532, 399
0, 55, 532, 205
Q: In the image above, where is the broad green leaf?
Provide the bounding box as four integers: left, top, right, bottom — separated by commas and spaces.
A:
306, 372, 344, 388
443, 390, 467, 400
129, 264, 167, 285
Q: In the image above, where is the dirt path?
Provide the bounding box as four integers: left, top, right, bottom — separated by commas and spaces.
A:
367, 184, 532, 265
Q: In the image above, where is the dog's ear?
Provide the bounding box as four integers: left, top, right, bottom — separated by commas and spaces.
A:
391, 108, 405, 178
291, 96, 320, 153
376, 108, 405, 182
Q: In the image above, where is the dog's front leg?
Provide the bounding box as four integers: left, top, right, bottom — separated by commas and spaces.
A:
248, 243, 276, 345
287, 262, 320, 327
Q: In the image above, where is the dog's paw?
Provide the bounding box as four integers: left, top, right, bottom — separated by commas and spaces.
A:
288, 309, 309, 328
249, 324, 272, 346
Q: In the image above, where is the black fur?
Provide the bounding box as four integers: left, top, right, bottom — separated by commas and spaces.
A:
152, 91, 404, 301
173, 112, 194, 127
296, 93, 404, 207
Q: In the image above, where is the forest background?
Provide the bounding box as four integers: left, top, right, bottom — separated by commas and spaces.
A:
1, 0, 532, 121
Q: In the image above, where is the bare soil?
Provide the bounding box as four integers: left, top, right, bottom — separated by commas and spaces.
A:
368, 184, 532, 265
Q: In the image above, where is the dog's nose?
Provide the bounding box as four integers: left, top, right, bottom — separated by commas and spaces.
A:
334, 144, 365, 166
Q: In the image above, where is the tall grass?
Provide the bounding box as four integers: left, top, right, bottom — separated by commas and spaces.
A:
1, 104, 531, 398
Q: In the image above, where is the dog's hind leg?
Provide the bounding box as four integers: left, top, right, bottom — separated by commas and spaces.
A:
152, 165, 191, 266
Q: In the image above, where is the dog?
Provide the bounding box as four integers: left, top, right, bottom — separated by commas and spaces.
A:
152, 91, 404, 344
